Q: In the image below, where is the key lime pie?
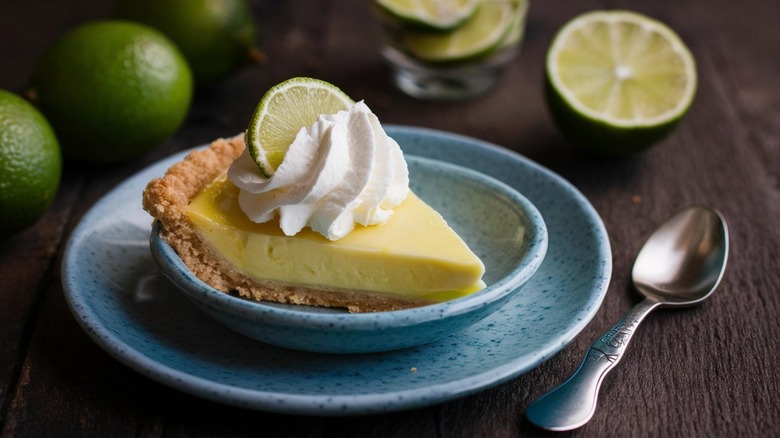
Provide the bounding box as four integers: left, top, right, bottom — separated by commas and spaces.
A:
143, 78, 485, 312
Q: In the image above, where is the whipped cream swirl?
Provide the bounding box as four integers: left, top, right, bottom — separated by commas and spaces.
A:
227, 101, 409, 241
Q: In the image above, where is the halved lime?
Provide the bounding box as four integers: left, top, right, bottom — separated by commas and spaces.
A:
546, 10, 697, 154
375, 0, 480, 31
246, 77, 354, 177
401, 0, 517, 63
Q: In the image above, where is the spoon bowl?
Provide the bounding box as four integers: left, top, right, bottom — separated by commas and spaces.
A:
632, 206, 728, 306
526, 205, 728, 431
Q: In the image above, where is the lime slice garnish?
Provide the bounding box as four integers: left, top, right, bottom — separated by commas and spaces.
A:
246, 77, 354, 177
400, 0, 517, 63
375, 0, 481, 31
546, 10, 697, 154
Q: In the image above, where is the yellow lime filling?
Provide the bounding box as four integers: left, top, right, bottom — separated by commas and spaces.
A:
187, 178, 486, 301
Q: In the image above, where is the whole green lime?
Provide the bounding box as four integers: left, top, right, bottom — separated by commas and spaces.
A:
114, 0, 258, 87
0, 89, 62, 239
28, 21, 193, 163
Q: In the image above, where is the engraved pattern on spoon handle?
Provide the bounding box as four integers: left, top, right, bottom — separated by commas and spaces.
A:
592, 297, 661, 358
526, 298, 662, 431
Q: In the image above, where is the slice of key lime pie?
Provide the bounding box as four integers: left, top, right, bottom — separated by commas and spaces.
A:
143, 78, 485, 312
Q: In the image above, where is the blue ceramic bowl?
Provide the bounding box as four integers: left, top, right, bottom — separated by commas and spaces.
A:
151, 155, 547, 354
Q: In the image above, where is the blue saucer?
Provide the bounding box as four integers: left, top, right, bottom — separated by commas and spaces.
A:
62, 126, 611, 415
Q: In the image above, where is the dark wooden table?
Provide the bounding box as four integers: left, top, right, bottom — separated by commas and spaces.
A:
2, 1, 779, 436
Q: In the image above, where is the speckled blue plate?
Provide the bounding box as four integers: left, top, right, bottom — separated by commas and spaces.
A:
62, 126, 611, 415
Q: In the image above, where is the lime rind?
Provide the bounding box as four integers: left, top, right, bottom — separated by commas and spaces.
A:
376, 0, 481, 31
246, 77, 354, 177
546, 10, 697, 128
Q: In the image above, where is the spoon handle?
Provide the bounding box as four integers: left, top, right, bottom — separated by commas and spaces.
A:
526, 298, 661, 431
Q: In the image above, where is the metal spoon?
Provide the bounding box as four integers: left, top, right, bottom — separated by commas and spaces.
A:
525, 206, 729, 431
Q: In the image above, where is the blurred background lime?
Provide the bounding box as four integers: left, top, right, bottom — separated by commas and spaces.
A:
28, 20, 193, 164
0, 89, 61, 239
114, 0, 260, 88
375, 0, 480, 31
400, 0, 518, 63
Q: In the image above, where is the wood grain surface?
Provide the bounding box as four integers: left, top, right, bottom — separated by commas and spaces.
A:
1, 1, 778, 436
